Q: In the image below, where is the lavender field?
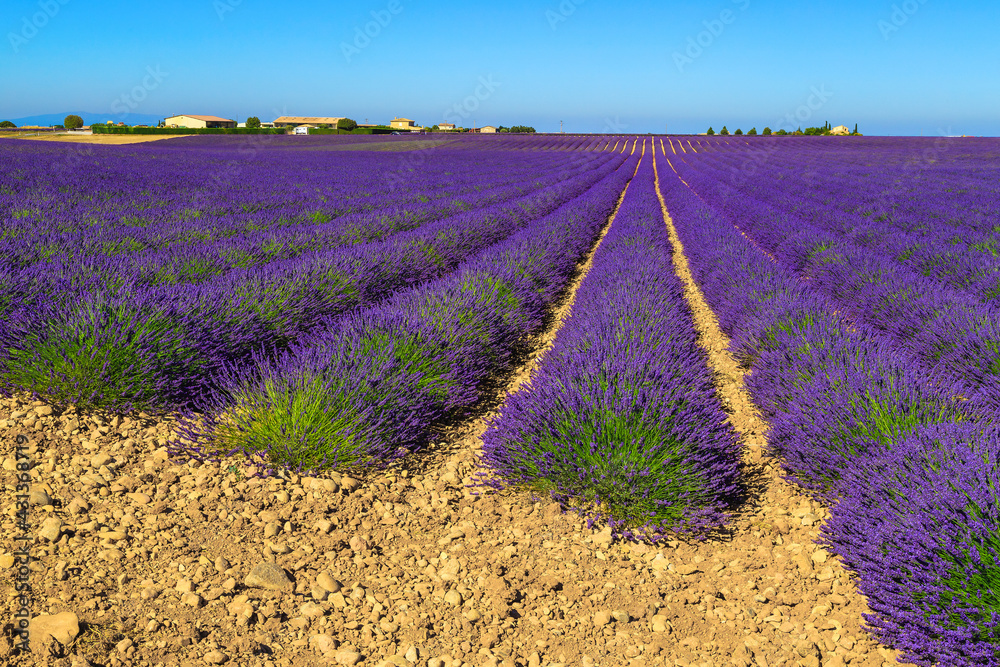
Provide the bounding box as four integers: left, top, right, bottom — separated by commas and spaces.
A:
3, 133, 1000, 665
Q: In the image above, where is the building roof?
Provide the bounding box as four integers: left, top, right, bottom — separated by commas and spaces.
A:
439, 122, 455, 127
167, 114, 234, 122
274, 116, 345, 124
392, 118, 415, 122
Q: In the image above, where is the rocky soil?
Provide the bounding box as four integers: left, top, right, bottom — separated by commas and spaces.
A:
0, 394, 908, 667
1, 155, 912, 667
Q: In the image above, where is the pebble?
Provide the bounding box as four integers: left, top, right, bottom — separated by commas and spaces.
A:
444, 589, 463, 606
244, 561, 293, 592
335, 650, 363, 665
340, 476, 361, 493
593, 611, 612, 627
38, 517, 64, 542
29, 611, 80, 653
28, 489, 51, 506
317, 572, 342, 593
127, 492, 151, 505
204, 650, 228, 664
300, 602, 325, 619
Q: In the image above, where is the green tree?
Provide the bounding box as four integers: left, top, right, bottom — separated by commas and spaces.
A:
64, 114, 83, 130
775, 129, 788, 136
734, 128, 744, 135
510, 125, 535, 133
762, 127, 772, 136
0, 120, 15, 128
720, 126, 730, 136
747, 127, 757, 136
337, 118, 358, 131
706, 126, 715, 136
854, 123, 859, 134
246, 116, 261, 129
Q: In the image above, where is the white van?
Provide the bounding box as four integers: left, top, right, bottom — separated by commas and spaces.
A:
293, 126, 309, 135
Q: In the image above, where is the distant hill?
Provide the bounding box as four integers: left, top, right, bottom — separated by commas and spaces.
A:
1, 112, 165, 127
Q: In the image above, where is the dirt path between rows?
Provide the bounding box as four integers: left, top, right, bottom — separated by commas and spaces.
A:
0, 147, 909, 667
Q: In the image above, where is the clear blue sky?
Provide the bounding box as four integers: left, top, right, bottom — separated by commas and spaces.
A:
2, 0, 997, 135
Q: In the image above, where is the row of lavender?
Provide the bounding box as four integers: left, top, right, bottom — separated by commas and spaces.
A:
670, 143, 1000, 410
679, 139, 1000, 305
175, 153, 641, 472
659, 144, 1000, 665
481, 148, 743, 541
4, 152, 613, 294
0, 139, 623, 413
1, 140, 605, 272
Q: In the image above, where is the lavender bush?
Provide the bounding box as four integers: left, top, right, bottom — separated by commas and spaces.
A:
822, 423, 1000, 666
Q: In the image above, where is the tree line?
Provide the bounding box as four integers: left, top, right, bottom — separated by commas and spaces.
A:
706, 122, 861, 136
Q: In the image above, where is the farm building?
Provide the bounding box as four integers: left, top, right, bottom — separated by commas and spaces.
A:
831, 125, 851, 135
438, 122, 456, 131
273, 116, 344, 128
165, 115, 236, 129
479, 126, 498, 134
390, 118, 419, 130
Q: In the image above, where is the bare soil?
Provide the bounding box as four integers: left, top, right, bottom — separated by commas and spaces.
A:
12, 134, 182, 145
